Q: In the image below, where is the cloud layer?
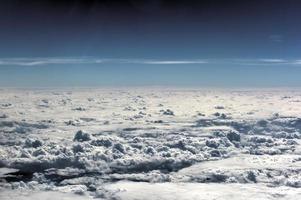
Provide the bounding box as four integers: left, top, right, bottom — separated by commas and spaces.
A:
0, 57, 300, 66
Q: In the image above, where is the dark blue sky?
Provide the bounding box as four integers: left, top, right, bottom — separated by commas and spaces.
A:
0, 0, 301, 87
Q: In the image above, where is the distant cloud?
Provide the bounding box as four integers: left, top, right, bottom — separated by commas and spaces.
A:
292, 60, 301, 65
0, 58, 207, 66
0, 57, 300, 66
259, 59, 286, 63
269, 34, 283, 42
0, 58, 105, 66
140, 60, 207, 64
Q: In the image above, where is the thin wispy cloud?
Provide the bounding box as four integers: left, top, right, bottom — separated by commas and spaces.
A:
0, 57, 300, 66
259, 59, 286, 63
0, 58, 208, 66
140, 60, 207, 64
269, 34, 284, 43
292, 60, 301, 65
0, 58, 105, 66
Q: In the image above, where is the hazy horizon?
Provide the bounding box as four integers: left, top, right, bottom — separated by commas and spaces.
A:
1, 0, 301, 87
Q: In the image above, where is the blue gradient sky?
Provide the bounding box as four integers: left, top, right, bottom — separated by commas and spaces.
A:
0, 0, 301, 87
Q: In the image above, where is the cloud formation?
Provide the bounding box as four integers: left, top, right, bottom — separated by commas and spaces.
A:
141, 60, 207, 64
0, 58, 105, 66
0, 57, 300, 66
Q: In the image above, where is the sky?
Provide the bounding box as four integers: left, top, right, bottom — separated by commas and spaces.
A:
0, 0, 301, 87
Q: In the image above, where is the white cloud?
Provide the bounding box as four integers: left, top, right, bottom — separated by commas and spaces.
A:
141, 60, 207, 64
0, 57, 300, 66
259, 59, 286, 63
0, 58, 207, 66
0, 58, 106, 66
